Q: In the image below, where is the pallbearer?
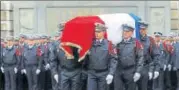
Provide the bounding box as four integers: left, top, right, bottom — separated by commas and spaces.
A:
86, 23, 118, 90
137, 21, 160, 90
114, 24, 144, 90
153, 32, 169, 90
1, 36, 20, 90
21, 36, 43, 90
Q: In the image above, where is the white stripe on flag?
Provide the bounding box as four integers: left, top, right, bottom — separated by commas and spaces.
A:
97, 13, 136, 45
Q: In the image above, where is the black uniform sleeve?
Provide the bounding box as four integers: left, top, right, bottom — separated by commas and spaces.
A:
149, 37, 160, 72
37, 47, 43, 69
135, 40, 144, 73
21, 50, 25, 69
49, 44, 58, 76
108, 44, 118, 75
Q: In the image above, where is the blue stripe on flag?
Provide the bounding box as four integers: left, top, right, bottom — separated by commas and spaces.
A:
129, 13, 141, 40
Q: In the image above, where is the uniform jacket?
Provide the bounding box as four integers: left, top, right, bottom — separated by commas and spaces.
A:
86, 39, 118, 75
171, 42, 179, 69
140, 36, 160, 72
116, 38, 144, 73
22, 45, 43, 69
155, 42, 170, 71
2, 46, 20, 68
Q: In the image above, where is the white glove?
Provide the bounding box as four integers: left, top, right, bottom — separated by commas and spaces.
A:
163, 65, 167, 71
133, 73, 141, 82
36, 69, 41, 75
21, 69, 26, 74
45, 64, 50, 70
106, 74, 114, 84
1, 67, 4, 73
148, 72, 153, 80
173, 67, 177, 71
168, 64, 172, 71
153, 71, 159, 79
54, 74, 59, 83
14, 67, 18, 74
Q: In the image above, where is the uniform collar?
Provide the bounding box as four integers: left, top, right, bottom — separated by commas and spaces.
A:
6, 45, 14, 50
122, 37, 133, 43
94, 39, 104, 46
28, 45, 34, 49
96, 39, 103, 43
140, 35, 147, 41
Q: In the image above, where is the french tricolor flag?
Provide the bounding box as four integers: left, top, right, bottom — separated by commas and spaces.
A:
97, 13, 141, 45
61, 13, 141, 61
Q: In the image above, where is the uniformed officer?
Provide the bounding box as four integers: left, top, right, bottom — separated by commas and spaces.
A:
153, 32, 169, 90
18, 34, 28, 90
58, 37, 82, 90
54, 23, 66, 90
41, 35, 58, 90
114, 24, 144, 90
21, 36, 43, 90
164, 36, 174, 90
1, 36, 20, 90
37, 35, 47, 90
171, 35, 179, 90
84, 23, 117, 90
138, 21, 160, 90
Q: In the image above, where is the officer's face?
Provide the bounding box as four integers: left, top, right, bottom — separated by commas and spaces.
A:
28, 40, 34, 46
14, 41, 19, 45
123, 30, 133, 39
154, 36, 161, 42
165, 39, 171, 44
20, 37, 25, 43
7, 41, 14, 46
95, 31, 105, 39
140, 29, 147, 36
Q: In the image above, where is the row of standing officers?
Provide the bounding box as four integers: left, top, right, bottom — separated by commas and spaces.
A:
0, 21, 179, 90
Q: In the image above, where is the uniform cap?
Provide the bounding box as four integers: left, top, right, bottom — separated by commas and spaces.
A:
138, 21, 148, 29
95, 23, 107, 32
27, 36, 34, 40
122, 24, 134, 31
19, 33, 27, 38
154, 32, 162, 37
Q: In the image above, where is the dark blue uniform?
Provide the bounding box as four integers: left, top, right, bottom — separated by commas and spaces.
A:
153, 42, 170, 90
86, 39, 117, 90
2, 46, 20, 90
171, 41, 179, 90
52, 40, 61, 90
58, 46, 82, 90
40, 42, 57, 90
138, 36, 160, 90
16, 43, 27, 90
115, 38, 144, 90
22, 45, 43, 90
